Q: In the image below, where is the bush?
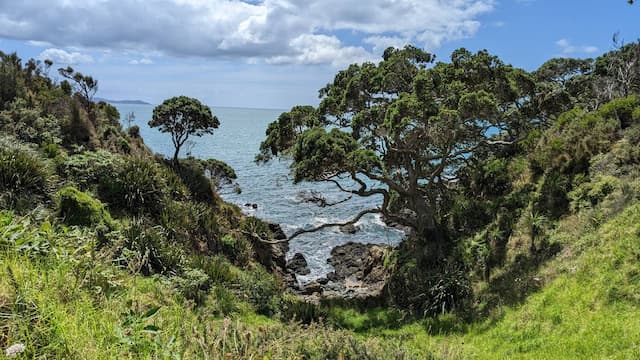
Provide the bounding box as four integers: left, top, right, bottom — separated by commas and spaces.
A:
173, 268, 211, 305
59, 150, 122, 190
127, 125, 140, 138
174, 158, 218, 204
117, 219, 184, 275
387, 255, 471, 317
56, 186, 114, 228
220, 234, 253, 267
596, 95, 640, 129
160, 200, 219, 252
238, 265, 281, 315
0, 138, 51, 209
568, 175, 620, 212
99, 157, 168, 215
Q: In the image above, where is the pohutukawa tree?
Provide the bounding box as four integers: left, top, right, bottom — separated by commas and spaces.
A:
259, 46, 536, 263
149, 96, 219, 165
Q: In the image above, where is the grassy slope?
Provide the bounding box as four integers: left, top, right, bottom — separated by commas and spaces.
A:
460, 202, 640, 359
2, 197, 640, 359
355, 201, 640, 359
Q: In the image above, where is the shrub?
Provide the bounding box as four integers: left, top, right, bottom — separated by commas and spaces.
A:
596, 95, 640, 129
0, 138, 51, 210
160, 201, 219, 252
568, 175, 620, 212
59, 150, 122, 190
189, 255, 236, 284
237, 265, 281, 315
173, 268, 211, 305
387, 255, 471, 317
174, 158, 218, 204
128, 125, 140, 138
99, 157, 167, 215
56, 186, 114, 228
117, 219, 184, 275
220, 234, 253, 267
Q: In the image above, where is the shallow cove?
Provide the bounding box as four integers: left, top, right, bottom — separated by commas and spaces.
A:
115, 103, 406, 281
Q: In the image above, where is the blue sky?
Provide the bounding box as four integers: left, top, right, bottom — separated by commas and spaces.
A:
0, 1, 637, 109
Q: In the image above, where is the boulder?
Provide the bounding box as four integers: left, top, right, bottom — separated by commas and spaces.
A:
339, 224, 360, 234
287, 253, 310, 275
322, 242, 393, 300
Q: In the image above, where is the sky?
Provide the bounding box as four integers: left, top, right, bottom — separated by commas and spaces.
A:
0, 1, 637, 109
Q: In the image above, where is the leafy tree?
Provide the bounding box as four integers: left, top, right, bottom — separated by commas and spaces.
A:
58, 66, 98, 116
148, 96, 219, 164
260, 46, 536, 263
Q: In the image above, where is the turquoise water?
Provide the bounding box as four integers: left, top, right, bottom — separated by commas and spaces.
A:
115, 103, 405, 281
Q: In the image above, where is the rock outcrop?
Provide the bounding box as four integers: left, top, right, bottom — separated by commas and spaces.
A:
298, 242, 392, 300
287, 252, 310, 275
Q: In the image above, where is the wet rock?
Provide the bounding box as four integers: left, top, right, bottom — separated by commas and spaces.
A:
339, 224, 360, 234
287, 253, 310, 275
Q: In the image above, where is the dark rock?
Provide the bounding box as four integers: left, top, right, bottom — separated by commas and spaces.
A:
300, 280, 324, 295
287, 253, 310, 275
268, 222, 287, 240
248, 222, 295, 286
316, 277, 329, 285
323, 242, 393, 300
339, 224, 360, 234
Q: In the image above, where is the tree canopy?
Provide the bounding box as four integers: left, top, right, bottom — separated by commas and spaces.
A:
149, 96, 219, 164
260, 46, 537, 261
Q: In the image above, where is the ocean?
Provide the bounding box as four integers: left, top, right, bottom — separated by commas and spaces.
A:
114, 103, 405, 281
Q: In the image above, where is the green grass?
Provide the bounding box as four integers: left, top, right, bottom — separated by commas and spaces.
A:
0, 211, 426, 359
3, 198, 640, 358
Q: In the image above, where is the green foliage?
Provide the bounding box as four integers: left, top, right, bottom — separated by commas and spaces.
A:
159, 200, 219, 252
568, 175, 621, 211
173, 157, 219, 203
0, 138, 51, 210
56, 186, 114, 228
172, 268, 211, 305
99, 157, 174, 215
387, 253, 471, 317
237, 265, 281, 315
0, 100, 62, 146
597, 95, 640, 128
149, 96, 219, 163
117, 219, 184, 275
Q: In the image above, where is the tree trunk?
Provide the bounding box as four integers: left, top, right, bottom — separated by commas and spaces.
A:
173, 145, 181, 166
410, 193, 445, 265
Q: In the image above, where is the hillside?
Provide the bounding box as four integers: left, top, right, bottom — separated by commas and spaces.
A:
1, 40, 640, 359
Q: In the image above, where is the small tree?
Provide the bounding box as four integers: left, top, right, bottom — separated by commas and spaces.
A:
58, 66, 98, 116
149, 96, 219, 164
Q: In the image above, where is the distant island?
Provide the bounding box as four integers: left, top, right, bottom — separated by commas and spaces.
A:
95, 97, 151, 105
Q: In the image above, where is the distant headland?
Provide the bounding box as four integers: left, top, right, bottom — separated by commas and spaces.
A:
95, 97, 151, 105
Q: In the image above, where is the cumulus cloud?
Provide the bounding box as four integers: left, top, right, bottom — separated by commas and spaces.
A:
556, 39, 599, 55
38, 48, 94, 64
1, 0, 495, 66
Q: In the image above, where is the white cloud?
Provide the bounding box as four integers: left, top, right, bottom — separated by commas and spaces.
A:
267, 34, 375, 67
555, 38, 599, 55
129, 58, 154, 65
1, 0, 495, 66
38, 48, 94, 64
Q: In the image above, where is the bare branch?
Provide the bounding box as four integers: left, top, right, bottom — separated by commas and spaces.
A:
240, 230, 289, 245
288, 208, 381, 241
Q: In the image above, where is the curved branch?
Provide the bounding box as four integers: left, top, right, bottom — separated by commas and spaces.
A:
288, 208, 381, 241
240, 230, 289, 245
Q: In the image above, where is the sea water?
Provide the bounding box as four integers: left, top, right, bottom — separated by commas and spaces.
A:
114, 103, 405, 281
